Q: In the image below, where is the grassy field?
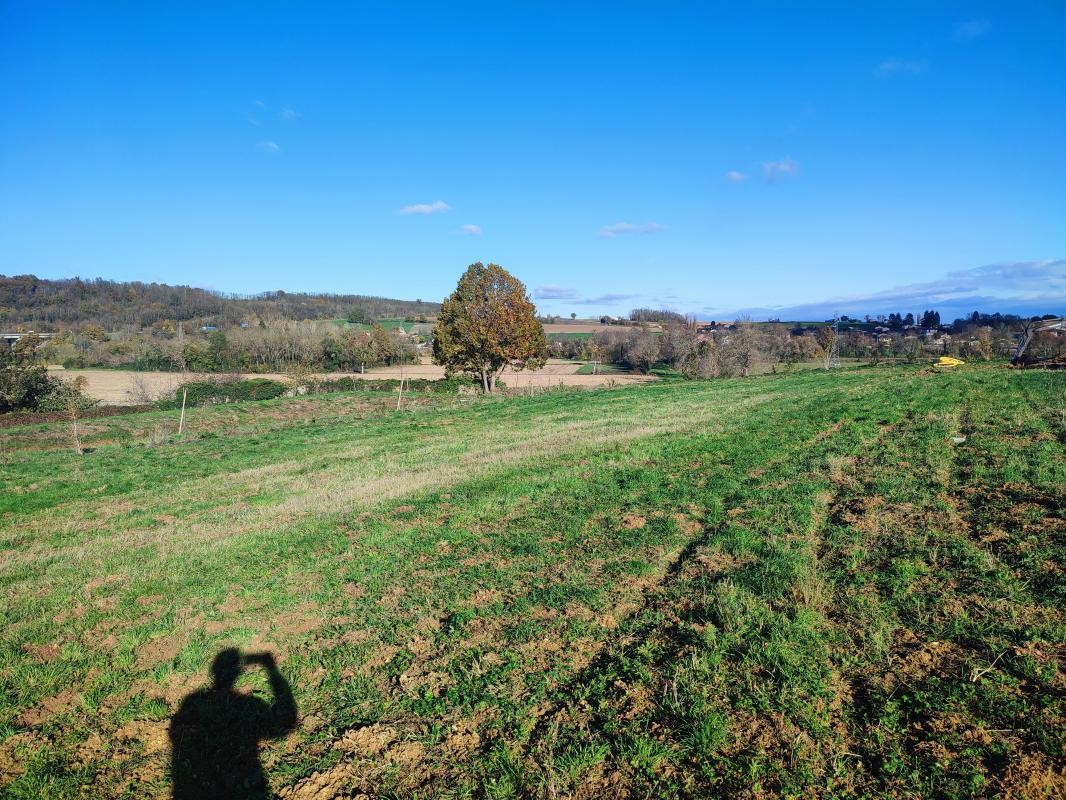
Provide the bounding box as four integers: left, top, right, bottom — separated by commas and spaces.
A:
548, 332, 594, 342
329, 317, 416, 333
0, 366, 1063, 798
574, 362, 628, 375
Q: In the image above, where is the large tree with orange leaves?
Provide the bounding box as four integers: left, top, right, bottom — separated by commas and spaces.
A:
432, 263, 547, 392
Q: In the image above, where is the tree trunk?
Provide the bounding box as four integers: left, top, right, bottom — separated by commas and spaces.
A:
1012, 322, 1036, 364
480, 367, 490, 393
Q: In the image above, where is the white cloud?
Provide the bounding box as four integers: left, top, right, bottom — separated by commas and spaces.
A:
460, 224, 482, 236
598, 221, 666, 238
534, 285, 578, 300
255, 140, 280, 154
762, 157, 798, 181
726, 170, 747, 183
718, 261, 1066, 321
954, 19, 990, 40
876, 58, 928, 78
399, 200, 451, 215
252, 100, 267, 109
280, 106, 301, 121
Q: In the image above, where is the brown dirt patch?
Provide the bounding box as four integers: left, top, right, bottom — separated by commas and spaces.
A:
52, 605, 86, 624
74, 733, 106, 762
271, 604, 323, 638
467, 588, 502, 607
334, 724, 396, 756
885, 633, 969, 688
621, 513, 647, 530
93, 595, 119, 611
399, 668, 452, 697
20, 642, 61, 662
136, 632, 185, 669
407, 635, 433, 657
344, 582, 368, 600
115, 720, 169, 755
385, 740, 426, 767
995, 753, 1066, 799
0, 731, 47, 787
278, 768, 364, 800
442, 719, 482, 756
83, 574, 125, 593
670, 512, 702, 536
461, 617, 504, 650
683, 549, 746, 577
362, 644, 399, 672
14, 689, 78, 726
158, 672, 203, 707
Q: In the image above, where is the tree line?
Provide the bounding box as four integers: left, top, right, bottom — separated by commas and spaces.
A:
37, 321, 419, 373
0, 275, 439, 331
550, 317, 1060, 375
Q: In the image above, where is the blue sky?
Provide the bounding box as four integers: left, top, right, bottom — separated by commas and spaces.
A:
1, 1, 1064, 320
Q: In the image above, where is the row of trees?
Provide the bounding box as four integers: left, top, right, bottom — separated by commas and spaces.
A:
0, 275, 439, 331
38, 322, 418, 373
555, 319, 1057, 377
8, 264, 1062, 405
594, 323, 823, 377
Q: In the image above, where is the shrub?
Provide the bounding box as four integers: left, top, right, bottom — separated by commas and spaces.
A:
314, 376, 481, 395
0, 344, 89, 414
162, 378, 289, 408
0, 359, 59, 413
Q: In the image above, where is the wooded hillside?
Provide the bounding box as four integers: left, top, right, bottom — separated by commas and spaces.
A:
0, 275, 439, 331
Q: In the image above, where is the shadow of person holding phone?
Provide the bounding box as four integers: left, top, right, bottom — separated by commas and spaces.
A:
169, 648, 297, 800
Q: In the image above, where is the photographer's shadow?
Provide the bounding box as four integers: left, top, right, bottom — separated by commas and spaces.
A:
169, 648, 297, 800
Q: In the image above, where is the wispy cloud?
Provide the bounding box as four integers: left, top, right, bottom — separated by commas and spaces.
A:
255, 140, 280, 154
399, 200, 451, 215
280, 106, 301, 121
714, 261, 1066, 321
574, 293, 638, 305
876, 58, 928, 78
762, 157, 798, 181
725, 170, 747, 183
954, 19, 990, 40
460, 224, 482, 236
598, 221, 666, 238
534, 285, 578, 300
248, 100, 267, 126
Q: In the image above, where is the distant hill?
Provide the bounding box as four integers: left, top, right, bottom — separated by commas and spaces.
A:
0, 275, 439, 331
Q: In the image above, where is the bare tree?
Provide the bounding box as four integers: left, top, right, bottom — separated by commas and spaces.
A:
659, 321, 698, 368
680, 339, 721, 378
1011, 318, 1039, 364
815, 320, 841, 369
38, 376, 98, 454
624, 331, 661, 374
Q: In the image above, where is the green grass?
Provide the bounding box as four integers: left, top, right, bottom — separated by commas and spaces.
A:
574, 362, 627, 375
330, 317, 414, 332
0, 366, 1063, 798
548, 332, 593, 342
